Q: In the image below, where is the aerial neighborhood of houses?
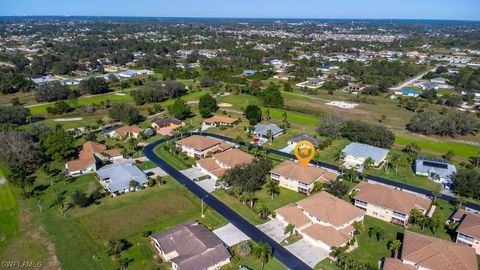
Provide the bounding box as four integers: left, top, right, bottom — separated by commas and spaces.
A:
2, 14, 480, 270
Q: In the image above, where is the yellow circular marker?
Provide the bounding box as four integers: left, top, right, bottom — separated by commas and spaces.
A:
294, 140, 315, 167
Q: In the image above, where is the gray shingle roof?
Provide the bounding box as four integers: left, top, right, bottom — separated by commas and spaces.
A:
342, 142, 389, 164
414, 156, 456, 181
289, 134, 321, 147
97, 164, 148, 193
254, 123, 283, 137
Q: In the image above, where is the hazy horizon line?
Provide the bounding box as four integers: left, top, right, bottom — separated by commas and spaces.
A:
1, 15, 479, 22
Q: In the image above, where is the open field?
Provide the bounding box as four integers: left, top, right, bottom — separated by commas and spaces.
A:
395, 133, 480, 160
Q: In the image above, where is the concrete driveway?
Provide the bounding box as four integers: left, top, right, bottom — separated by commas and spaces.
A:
257, 219, 287, 242
144, 167, 168, 178
285, 239, 330, 268
213, 223, 250, 247
197, 178, 216, 193
279, 144, 295, 154
180, 167, 207, 180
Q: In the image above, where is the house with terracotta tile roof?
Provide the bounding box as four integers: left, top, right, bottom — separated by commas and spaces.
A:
382, 231, 477, 270
270, 160, 338, 194
150, 221, 231, 270
65, 141, 123, 176
203, 115, 239, 128
353, 182, 432, 226
108, 125, 143, 139
275, 191, 365, 251
175, 135, 233, 158
197, 149, 254, 179
454, 210, 480, 254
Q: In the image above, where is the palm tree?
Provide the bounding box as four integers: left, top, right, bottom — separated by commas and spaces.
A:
282, 111, 288, 123
410, 208, 423, 225
284, 224, 295, 240
245, 192, 257, 210
266, 129, 273, 142
254, 242, 272, 270
363, 157, 374, 170
37, 197, 44, 214
129, 180, 139, 191
236, 240, 252, 257
266, 180, 280, 200
257, 205, 271, 220
388, 239, 402, 258
389, 154, 401, 175
264, 109, 270, 120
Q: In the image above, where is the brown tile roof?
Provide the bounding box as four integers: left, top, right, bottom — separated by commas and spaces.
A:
114, 125, 142, 137
451, 209, 467, 222
176, 135, 223, 151
276, 204, 311, 228
302, 224, 351, 247
150, 221, 231, 270
212, 149, 254, 168
103, 148, 122, 157
297, 191, 365, 228
66, 156, 96, 172
197, 157, 220, 171
83, 141, 107, 153
197, 149, 254, 177
354, 182, 431, 215
204, 115, 238, 125
402, 231, 477, 270
382, 258, 415, 270
215, 142, 233, 152
320, 171, 339, 182
271, 160, 337, 185
457, 212, 480, 239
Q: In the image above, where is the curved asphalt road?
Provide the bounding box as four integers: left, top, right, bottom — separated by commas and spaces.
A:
144, 135, 312, 270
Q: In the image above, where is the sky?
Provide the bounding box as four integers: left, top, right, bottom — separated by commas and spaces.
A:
1, 0, 480, 21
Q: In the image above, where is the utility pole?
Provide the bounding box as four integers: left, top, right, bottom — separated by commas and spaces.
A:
201, 195, 209, 218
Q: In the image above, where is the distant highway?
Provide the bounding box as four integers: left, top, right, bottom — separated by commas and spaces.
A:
390, 66, 438, 91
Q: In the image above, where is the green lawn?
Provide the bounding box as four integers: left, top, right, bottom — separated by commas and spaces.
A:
315, 259, 342, 270
153, 145, 195, 170
134, 160, 157, 171
348, 216, 404, 266
29, 92, 133, 115
395, 133, 480, 160
0, 158, 227, 270
223, 243, 286, 270
0, 163, 19, 254
407, 199, 456, 241
213, 186, 306, 225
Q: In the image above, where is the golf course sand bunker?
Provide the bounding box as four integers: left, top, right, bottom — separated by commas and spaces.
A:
218, 103, 233, 108
326, 101, 358, 109
54, 117, 83, 122
115, 93, 127, 96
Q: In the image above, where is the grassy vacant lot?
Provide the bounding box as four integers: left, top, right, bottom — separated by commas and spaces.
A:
213, 186, 306, 225
395, 133, 480, 161
29, 91, 133, 115
1, 164, 227, 270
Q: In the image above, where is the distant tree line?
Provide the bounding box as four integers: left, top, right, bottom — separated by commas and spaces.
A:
407, 111, 477, 137
319, 114, 395, 148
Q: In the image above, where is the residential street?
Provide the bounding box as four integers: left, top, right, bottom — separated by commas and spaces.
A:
143, 137, 313, 270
